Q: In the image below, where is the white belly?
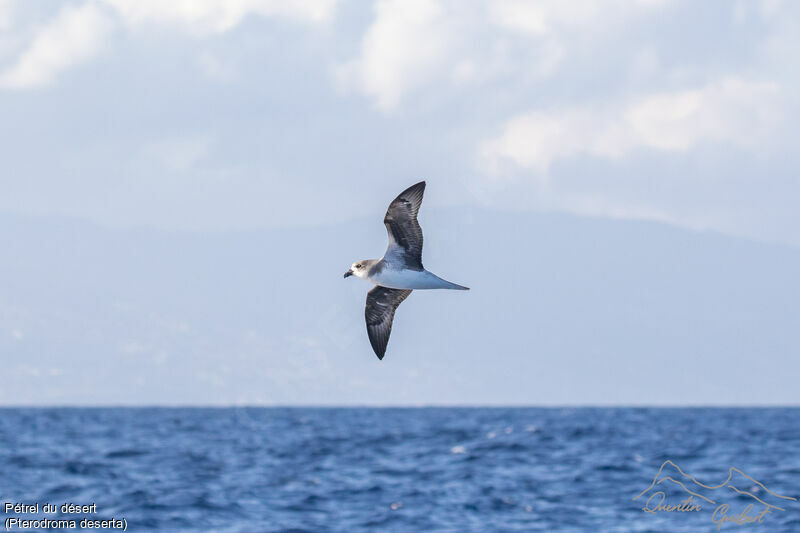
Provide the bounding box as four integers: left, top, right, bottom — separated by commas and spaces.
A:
371, 268, 449, 290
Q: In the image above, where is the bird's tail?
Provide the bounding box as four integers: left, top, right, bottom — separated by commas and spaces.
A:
439, 278, 470, 290
422, 271, 470, 290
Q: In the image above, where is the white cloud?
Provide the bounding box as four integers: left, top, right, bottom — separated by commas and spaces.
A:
489, 0, 670, 35
626, 79, 780, 150
0, 2, 11, 31
0, 0, 339, 90
759, 0, 785, 19
0, 3, 112, 90
102, 0, 339, 33
481, 78, 781, 173
337, 0, 672, 112
335, 0, 449, 112
489, 0, 598, 35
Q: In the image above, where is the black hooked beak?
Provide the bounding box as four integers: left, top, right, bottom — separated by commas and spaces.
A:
344, 269, 353, 278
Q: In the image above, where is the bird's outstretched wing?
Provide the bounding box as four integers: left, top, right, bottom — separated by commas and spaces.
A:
383, 181, 425, 271
365, 286, 412, 360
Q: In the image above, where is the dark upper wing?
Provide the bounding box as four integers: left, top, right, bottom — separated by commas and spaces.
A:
383, 181, 425, 271
365, 286, 412, 360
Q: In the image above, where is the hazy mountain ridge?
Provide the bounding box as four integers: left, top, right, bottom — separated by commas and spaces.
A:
1, 209, 798, 405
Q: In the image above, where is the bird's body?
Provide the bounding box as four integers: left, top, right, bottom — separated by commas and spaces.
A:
352, 258, 469, 290
344, 181, 469, 359
370, 266, 468, 291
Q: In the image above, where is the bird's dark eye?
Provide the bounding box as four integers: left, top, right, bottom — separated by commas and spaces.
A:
356, 264, 362, 269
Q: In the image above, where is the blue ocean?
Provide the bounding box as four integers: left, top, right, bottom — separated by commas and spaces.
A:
1, 408, 798, 532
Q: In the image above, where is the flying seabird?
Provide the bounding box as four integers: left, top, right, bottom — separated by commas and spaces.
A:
344, 181, 469, 360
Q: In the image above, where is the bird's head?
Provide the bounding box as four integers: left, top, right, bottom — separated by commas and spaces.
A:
344, 261, 370, 279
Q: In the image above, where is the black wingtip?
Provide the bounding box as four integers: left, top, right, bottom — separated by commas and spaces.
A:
368, 335, 387, 360
373, 338, 387, 359
401, 181, 425, 196
371, 342, 386, 360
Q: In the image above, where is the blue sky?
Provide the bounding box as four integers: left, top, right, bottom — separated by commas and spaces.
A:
2, 1, 800, 405
1, 0, 798, 244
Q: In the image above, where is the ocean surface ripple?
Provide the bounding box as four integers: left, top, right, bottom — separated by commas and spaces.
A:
1, 408, 798, 532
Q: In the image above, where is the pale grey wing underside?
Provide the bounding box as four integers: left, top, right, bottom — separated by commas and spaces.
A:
383, 181, 425, 271
365, 285, 412, 360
